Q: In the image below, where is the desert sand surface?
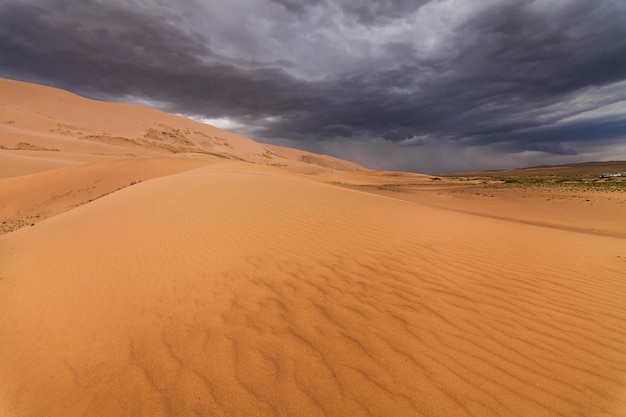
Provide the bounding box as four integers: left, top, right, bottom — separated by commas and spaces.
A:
1, 78, 626, 417
340, 181, 626, 239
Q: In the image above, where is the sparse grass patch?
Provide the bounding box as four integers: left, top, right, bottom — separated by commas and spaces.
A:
1, 142, 60, 152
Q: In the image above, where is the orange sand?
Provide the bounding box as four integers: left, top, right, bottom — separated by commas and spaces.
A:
1, 78, 626, 417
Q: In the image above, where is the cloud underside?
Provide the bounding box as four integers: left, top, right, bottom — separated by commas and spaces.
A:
1, 0, 626, 171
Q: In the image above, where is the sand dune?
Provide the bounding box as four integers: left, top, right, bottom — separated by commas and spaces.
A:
2, 163, 626, 416
1, 79, 626, 416
0, 78, 365, 173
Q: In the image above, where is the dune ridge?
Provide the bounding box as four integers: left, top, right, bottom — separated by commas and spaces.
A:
1, 79, 626, 416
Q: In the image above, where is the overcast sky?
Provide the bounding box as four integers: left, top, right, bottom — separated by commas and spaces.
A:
2, 0, 626, 172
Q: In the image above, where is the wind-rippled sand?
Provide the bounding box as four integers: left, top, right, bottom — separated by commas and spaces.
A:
1, 162, 625, 417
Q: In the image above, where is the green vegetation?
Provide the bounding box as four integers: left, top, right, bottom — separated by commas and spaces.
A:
482, 176, 626, 192
441, 161, 626, 192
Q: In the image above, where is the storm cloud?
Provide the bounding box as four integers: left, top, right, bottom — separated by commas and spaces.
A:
1, 0, 625, 172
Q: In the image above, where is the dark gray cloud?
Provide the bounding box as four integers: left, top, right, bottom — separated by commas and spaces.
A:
269, 0, 434, 24
1, 0, 625, 172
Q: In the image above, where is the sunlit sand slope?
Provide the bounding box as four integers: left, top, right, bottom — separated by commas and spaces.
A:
1, 162, 625, 417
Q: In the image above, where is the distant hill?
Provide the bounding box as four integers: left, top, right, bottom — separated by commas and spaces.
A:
446, 160, 626, 179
